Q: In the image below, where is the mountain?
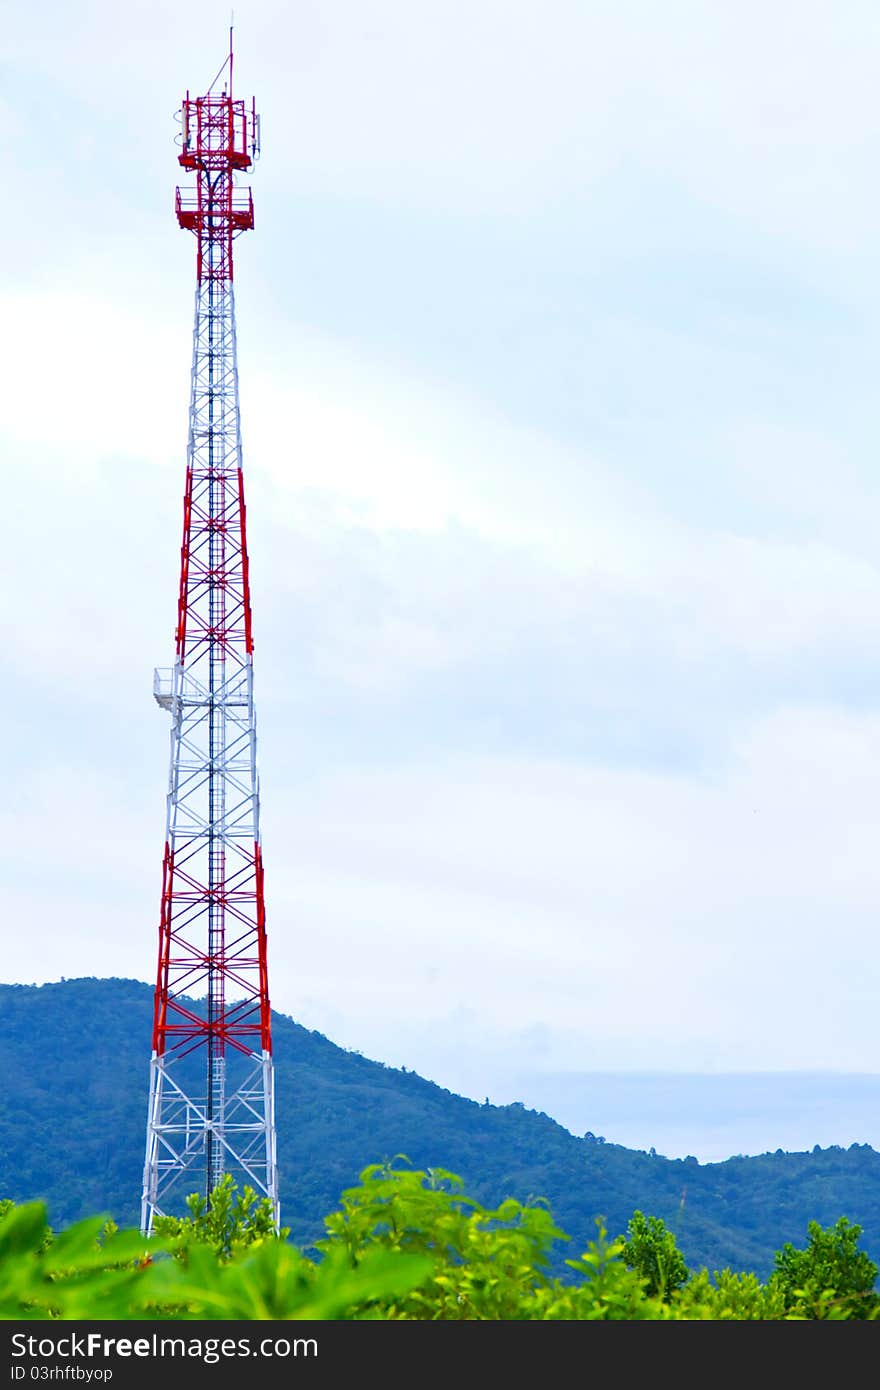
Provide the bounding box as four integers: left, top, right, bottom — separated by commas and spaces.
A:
1, 976, 879, 1279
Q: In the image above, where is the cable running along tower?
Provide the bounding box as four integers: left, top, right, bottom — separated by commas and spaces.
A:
141, 40, 278, 1233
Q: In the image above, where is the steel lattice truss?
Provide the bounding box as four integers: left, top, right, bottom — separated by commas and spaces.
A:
141, 49, 278, 1234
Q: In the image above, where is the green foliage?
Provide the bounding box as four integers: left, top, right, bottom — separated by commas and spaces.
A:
153, 1174, 288, 1260
620, 1209, 689, 1299
535, 1221, 670, 1319
771, 1216, 879, 1319
0, 1194, 431, 1322
672, 1267, 788, 1320
317, 1158, 565, 1319
0, 1200, 162, 1320
3, 1167, 877, 1320
138, 1239, 432, 1321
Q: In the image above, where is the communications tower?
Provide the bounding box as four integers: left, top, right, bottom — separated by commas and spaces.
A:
141, 38, 279, 1233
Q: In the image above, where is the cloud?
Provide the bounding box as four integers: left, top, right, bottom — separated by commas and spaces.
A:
260, 705, 880, 1078
5, 0, 880, 1138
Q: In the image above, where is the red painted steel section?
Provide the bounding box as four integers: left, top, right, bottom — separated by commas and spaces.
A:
152, 843, 174, 1053
176, 80, 256, 283
255, 843, 271, 1051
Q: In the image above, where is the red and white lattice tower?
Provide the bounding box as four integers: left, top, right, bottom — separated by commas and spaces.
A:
141, 38, 279, 1233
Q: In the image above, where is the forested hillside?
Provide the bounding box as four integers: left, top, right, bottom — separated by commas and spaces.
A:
1, 977, 878, 1278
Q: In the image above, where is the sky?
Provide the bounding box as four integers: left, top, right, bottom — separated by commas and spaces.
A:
4, 1, 880, 1159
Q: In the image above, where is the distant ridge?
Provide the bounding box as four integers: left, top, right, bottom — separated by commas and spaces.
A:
1, 977, 879, 1277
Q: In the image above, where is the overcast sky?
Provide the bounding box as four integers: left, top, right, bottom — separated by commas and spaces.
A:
4, 2, 880, 1154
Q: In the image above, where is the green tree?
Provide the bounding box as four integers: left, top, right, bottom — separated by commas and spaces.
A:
152, 1174, 286, 1260
537, 1220, 670, 1320
771, 1216, 878, 1319
619, 1209, 689, 1299
673, 1267, 787, 1320
317, 1157, 566, 1319
319, 1163, 684, 1320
